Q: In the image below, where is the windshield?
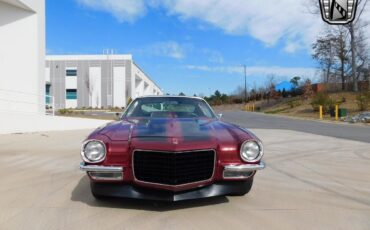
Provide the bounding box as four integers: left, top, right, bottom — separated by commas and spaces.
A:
123, 97, 216, 119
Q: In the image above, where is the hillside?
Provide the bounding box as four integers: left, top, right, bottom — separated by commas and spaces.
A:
214, 92, 369, 122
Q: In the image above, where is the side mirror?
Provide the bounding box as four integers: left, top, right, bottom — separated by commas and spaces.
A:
217, 113, 223, 119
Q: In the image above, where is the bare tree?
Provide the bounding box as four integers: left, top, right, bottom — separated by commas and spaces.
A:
265, 74, 276, 90
265, 75, 278, 103
333, 26, 349, 90
233, 86, 246, 99
302, 79, 314, 100
347, 0, 369, 91
309, 0, 369, 92
312, 33, 336, 83
348, 21, 358, 91
356, 29, 370, 81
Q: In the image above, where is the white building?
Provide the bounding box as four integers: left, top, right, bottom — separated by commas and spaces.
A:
46, 55, 163, 109
0, 0, 45, 114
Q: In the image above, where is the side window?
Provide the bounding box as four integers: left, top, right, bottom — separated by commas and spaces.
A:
126, 101, 139, 117
198, 102, 213, 118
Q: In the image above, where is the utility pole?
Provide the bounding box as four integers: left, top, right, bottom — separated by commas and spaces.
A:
242, 65, 247, 104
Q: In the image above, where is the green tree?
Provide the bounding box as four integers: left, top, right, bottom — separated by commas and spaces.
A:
290, 76, 301, 88
214, 90, 221, 99
282, 88, 288, 98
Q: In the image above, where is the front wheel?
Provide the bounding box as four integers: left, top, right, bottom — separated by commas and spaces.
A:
90, 182, 107, 200
229, 177, 254, 196
91, 190, 106, 200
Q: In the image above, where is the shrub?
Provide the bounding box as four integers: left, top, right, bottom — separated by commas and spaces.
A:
58, 109, 68, 115
356, 92, 370, 111
311, 92, 335, 113
127, 97, 133, 105
232, 98, 243, 104
58, 108, 72, 115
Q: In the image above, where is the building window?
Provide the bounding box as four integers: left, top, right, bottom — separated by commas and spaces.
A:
66, 89, 77, 99
66, 69, 77, 76
45, 85, 51, 104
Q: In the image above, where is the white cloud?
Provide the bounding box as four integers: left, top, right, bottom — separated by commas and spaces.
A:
139, 41, 186, 59
284, 41, 303, 53
76, 0, 146, 22
202, 49, 224, 63
77, 0, 370, 52
186, 65, 317, 79
159, 0, 326, 51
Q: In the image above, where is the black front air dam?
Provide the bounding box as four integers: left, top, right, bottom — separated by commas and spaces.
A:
91, 179, 253, 202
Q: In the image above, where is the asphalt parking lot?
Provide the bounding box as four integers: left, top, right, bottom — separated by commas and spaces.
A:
221, 111, 370, 143
0, 113, 369, 230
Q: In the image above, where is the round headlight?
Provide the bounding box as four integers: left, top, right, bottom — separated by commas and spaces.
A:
81, 140, 106, 163
240, 141, 263, 162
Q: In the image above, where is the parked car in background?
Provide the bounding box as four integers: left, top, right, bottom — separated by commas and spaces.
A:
80, 96, 265, 201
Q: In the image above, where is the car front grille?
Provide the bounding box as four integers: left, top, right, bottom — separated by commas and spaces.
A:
133, 150, 215, 186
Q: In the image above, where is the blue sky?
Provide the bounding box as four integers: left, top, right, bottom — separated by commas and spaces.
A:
46, 0, 327, 96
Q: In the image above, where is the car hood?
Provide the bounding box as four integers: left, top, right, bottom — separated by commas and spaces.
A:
98, 118, 251, 144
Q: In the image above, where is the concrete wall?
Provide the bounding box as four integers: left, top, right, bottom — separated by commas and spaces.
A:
131, 62, 163, 99
0, 0, 45, 114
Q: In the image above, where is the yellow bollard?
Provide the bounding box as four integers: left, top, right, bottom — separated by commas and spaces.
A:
319, 106, 323, 120
335, 105, 339, 121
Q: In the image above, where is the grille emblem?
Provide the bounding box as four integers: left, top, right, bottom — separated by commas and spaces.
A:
172, 138, 179, 145
319, 0, 358, 24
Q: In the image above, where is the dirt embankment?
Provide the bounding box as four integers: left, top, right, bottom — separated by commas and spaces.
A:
213, 92, 369, 121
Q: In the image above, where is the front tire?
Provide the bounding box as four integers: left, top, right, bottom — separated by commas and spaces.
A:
230, 177, 254, 196
90, 182, 107, 200
91, 190, 106, 200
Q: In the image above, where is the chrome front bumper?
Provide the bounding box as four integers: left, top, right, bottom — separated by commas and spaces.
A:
79, 162, 123, 172
223, 161, 265, 179
80, 162, 124, 181
80, 161, 265, 181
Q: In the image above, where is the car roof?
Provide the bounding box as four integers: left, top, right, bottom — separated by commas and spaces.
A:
136, 95, 205, 100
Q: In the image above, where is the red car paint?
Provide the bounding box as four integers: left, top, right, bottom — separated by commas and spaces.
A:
84, 116, 261, 192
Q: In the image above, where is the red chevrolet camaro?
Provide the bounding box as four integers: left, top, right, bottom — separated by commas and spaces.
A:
80, 96, 265, 201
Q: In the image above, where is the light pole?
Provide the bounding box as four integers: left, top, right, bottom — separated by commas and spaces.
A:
242, 64, 247, 104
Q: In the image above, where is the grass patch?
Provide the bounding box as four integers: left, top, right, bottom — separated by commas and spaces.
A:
264, 108, 288, 114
